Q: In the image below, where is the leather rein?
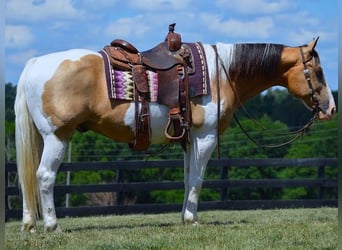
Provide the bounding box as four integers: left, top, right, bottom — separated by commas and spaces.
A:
212, 45, 320, 151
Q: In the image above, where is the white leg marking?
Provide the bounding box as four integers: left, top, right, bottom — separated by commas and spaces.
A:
36, 134, 67, 232
21, 199, 36, 233
183, 131, 217, 225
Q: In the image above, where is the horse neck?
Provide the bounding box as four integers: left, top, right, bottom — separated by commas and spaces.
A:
219, 43, 288, 103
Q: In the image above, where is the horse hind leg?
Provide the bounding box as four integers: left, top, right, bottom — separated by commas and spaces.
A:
21, 188, 41, 233
37, 134, 67, 232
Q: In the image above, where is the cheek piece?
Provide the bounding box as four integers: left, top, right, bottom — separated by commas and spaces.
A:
300, 48, 320, 117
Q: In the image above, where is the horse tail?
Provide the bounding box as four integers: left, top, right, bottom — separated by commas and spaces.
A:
15, 58, 43, 220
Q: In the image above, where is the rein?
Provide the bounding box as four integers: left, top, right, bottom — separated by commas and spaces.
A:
212, 45, 221, 158
233, 112, 317, 148
212, 45, 320, 149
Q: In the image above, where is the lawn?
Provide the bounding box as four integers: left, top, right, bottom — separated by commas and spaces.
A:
5, 208, 337, 249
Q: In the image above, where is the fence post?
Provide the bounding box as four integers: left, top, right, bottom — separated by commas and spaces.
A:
5, 166, 9, 210
65, 142, 72, 208
317, 164, 325, 199
116, 169, 124, 205
220, 163, 229, 201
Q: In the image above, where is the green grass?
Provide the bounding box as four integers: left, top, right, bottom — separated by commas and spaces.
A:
5, 208, 337, 250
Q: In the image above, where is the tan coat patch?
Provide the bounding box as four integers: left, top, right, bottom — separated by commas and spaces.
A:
42, 54, 134, 142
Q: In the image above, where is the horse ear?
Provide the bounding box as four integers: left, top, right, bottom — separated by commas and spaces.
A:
307, 37, 319, 52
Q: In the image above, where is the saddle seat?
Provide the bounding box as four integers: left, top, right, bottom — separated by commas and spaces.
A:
102, 23, 193, 151
107, 39, 193, 72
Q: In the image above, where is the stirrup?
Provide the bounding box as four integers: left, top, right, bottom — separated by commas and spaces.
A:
164, 118, 186, 141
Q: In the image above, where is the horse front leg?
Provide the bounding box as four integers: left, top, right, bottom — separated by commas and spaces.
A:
183, 131, 217, 225
36, 134, 67, 232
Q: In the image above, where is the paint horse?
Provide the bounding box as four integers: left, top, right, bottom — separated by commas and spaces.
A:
15, 36, 335, 232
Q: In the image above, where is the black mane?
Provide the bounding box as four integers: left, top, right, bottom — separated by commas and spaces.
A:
229, 43, 284, 80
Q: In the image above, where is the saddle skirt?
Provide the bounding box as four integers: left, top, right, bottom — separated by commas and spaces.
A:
99, 42, 210, 102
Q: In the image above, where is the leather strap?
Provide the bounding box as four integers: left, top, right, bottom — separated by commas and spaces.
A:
212, 45, 221, 159
163, 64, 191, 151
129, 65, 151, 150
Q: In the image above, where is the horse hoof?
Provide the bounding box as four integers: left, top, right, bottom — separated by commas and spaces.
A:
191, 221, 199, 226
21, 223, 36, 233
44, 224, 61, 233
183, 210, 198, 225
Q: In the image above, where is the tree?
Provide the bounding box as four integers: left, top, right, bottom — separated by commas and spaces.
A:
286, 115, 338, 158
278, 115, 338, 199
221, 114, 290, 158
236, 87, 328, 129
5, 83, 16, 161
5, 83, 16, 122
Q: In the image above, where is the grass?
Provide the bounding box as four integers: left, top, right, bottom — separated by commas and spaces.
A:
5, 208, 337, 250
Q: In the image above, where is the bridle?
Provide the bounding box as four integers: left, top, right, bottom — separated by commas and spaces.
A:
300, 47, 321, 116
212, 45, 322, 153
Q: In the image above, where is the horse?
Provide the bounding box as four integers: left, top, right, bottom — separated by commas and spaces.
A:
15, 37, 335, 232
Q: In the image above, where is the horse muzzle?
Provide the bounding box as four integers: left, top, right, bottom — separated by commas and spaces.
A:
318, 106, 336, 120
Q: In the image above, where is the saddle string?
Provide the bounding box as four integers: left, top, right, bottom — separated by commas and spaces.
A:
213, 45, 319, 148
144, 143, 173, 161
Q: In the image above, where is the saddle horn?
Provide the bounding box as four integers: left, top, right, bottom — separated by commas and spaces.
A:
166, 23, 181, 51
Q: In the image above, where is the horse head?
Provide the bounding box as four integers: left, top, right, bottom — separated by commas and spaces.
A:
284, 37, 336, 120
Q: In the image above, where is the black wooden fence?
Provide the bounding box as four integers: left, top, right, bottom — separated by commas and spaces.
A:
5, 158, 337, 221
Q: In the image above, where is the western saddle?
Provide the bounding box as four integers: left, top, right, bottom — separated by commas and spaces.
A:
102, 23, 194, 151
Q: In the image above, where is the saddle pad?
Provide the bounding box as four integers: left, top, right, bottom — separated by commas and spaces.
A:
185, 42, 210, 97
99, 42, 210, 102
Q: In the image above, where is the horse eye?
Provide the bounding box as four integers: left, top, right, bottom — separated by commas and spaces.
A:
316, 85, 323, 94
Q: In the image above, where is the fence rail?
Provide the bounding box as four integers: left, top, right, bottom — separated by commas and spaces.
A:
5, 158, 337, 221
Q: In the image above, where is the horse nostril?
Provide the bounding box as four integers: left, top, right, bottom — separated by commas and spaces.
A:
331, 107, 336, 115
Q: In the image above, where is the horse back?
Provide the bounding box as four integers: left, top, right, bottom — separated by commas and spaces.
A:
24, 49, 136, 142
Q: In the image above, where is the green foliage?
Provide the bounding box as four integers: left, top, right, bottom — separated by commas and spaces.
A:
70, 131, 118, 162
221, 114, 290, 158
236, 87, 313, 128
286, 115, 338, 158
5, 82, 16, 122
151, 190, 184, 203
5, 83, 16, 161
279, 115, 338, 200
5, 121, 16, 161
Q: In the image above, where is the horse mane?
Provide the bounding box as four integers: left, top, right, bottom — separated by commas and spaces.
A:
229, 43, 284, 81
